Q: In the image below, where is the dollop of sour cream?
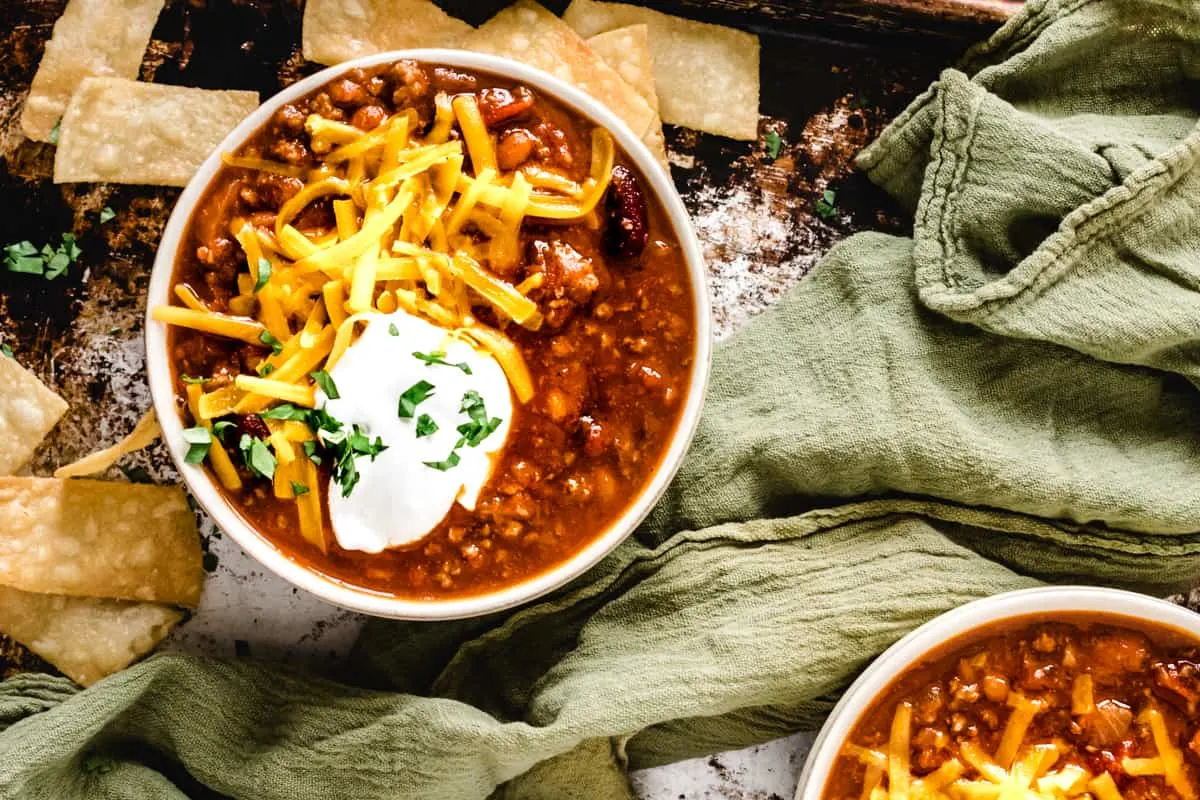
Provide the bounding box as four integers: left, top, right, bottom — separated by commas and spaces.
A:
316, 310, 513, 553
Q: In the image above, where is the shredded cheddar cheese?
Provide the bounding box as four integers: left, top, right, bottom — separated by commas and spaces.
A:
843, 695, 1195, 800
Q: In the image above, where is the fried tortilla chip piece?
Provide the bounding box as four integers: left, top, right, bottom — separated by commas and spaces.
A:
586, 25, 669, 171
563, 0, 760, 140
0, 586, 181, 686
54, 410, 161, 479
0, 356, 68, 477
0, 477, 203, 608
465, 0, 656, 139
54, 78, 259, 187
20, 0, 165, 142
302, 0, 473, 65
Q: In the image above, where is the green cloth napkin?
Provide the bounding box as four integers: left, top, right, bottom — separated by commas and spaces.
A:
4, 0, 1200, 797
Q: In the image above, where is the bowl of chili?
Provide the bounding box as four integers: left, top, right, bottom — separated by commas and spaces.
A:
145, 49, 711, 619
796, 587, 1200, 800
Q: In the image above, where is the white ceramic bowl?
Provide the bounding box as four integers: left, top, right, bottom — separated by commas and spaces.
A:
794, 586, 1200, 800
146, 49, 712, 620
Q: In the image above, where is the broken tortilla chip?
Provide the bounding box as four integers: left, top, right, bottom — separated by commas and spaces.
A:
563, 0, 760, 140
20, 0, 165, 142
54, 409, 161, 479
302, 0, 473, 66
586, 25, 669, 172
0, 585, 181, 686
0, 477, 203, 608
54, 78, 259, 187
465, 1, 656, 139
0, 356, 68, 477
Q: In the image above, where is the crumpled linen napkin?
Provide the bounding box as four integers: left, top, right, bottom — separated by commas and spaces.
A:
3, 0, 1200, 798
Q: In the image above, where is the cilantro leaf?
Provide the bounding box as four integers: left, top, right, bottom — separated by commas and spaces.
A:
815, 189, 838, 221
181, 426, 212, 464
258, 362, 275, 376
765, 131, 783, 160
388, 323, 399, 336
0, 343, 12, 359
310, 369, 339, 399
259, 330, 283, 355
423, 451, 461, 472
253, 258, 271, 293
302, 440, 322, 465
397, 379, 435, 418
48, 120, 61, 146
415, 413, 438, 437
99, 206, 116, 224
238, 434, 277, 480
262, 403, 309, 421
412, 350, 472, 374
212, 420, 236, 440
290, 481, 310, 496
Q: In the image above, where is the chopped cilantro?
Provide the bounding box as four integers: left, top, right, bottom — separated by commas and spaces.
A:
181, 426, 212, 464
415, 413, 438, 437
48, 120, 61, 146
259, 330, 283, 355
290, 481, 310, 496
423, 451, 461, 472
99, 206, 116, 224
253, 257, 271, 293
262, 403, 308, 421
388, 323, 400, 336
257, 362, 275, 377
765, 131, 783, 160
302, 440, 322, 465
397, 379, 435, 418
310, 369, 339, 399
238, 434, 276, 480
212, 420, 236, 440
0, 343, 12, 359
4, 242, 45, 274
330, 423, 387, 497
412, 350, 472, 374
455, 390, 502, 447
815, 188, 838, 220
180, 375, 208, 385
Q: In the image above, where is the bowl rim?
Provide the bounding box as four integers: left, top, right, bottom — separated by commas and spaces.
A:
145, 48, 713, 620
793, 585, 1200, 800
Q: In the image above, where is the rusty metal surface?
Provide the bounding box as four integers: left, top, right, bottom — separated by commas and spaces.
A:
0, 0, 1012, 685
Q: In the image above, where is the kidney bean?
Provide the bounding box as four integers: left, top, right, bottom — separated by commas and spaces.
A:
603, 165, 648, 259
238, 414, 271, 440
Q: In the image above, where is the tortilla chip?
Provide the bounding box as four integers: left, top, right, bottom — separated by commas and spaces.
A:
586, 25, 658, 111
20, 0, 165, 142
585, 25, 669, 172
465, 1, 656, 139
563, 0, 760, 140
0, 585, 180, 686
54, 410, 160, 479
54, 78, 259, 187
302, 0, 473, 66
0, 477, 203, 607
0, 356, 68, 477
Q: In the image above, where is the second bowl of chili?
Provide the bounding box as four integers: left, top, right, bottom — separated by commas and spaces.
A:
795, 587, 1200, 800
145, 49, 711, 619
